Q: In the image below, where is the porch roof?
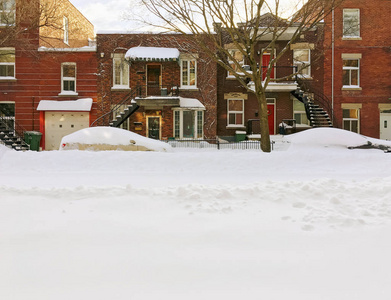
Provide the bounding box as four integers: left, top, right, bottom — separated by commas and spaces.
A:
125, 46, 180, 62
37, 98, 93, 112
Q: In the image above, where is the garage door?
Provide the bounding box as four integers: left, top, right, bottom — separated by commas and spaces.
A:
45, 112, 89, 150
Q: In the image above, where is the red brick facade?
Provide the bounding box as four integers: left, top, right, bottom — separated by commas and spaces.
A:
323, 0, 391, 138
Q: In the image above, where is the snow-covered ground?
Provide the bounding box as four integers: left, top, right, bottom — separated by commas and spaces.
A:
1, 128, 391, 300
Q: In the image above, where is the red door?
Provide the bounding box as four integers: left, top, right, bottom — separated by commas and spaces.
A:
267, 104, 275, 135
262, 52, 275, 80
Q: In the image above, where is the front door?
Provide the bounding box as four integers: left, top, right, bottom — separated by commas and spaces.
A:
261, 51, 275, 80
267, 104, 275, 135
380, 113, 391, 140
146, 65, 161, 96
147, 116, 161, 140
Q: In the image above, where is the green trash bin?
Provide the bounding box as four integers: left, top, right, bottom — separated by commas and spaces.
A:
24, 131, 42, 151
235, 130, 246, 142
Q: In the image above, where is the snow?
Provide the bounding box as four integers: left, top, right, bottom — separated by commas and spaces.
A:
1, 128, 391, 300
179, 97, 205, 109
59, 126, 171, 152
37, 98, 93, 111
125, 46, 180, 61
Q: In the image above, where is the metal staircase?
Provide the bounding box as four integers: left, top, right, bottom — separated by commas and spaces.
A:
0, 117, 30, 151
291, 88, 332, 128
91, 88, 140, 127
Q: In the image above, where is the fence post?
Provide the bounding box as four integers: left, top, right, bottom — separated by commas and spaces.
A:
216, 138, 220, 150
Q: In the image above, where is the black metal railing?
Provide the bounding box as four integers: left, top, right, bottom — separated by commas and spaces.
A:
0, 105, 30, 149
137, 84, 180, 98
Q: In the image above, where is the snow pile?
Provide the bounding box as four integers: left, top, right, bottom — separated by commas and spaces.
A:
125, 46, 180, 61
60, 126, 171, 152
2, 128, 391, 300
284, 127, 369, 148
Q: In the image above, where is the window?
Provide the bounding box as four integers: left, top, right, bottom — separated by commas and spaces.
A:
227, 49, 245, 76
293, 49, 311, 77
61, 63, 77, 94
227, 99, 244, 127
0, 48, 15, 78
181, 59, 197, 88
113, 53, 129, 88
173, 110, 203, 139
343, 9, 360, 38
343, 108, 359, 133
342, 59, 359, 88
0, 0, 15, 26
293, 99, 310, 125
63, 16, 69, 44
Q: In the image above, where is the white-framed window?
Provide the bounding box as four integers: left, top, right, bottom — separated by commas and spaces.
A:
293, 99, 310, 125
293, 49, 311, 77
63, 16, 69, 44
180, 59, 197, 88
227, 49, 245, 77
173, 109, 203, 139
0, 0, 15, 26
0, 47, 15, 79
227, 98, 244, 127
343, 9, 360, 38
342, 59, 359, 88
113, 53, 129, 88
343, 108, 360, 133
61, 63, 77, 94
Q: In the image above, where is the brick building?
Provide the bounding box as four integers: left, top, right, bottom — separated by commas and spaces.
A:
0, 0, 97, 150
323, 0, 391, 139
95, 33, 217, 140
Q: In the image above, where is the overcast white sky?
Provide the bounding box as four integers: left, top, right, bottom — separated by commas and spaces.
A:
69, 0, 301, 33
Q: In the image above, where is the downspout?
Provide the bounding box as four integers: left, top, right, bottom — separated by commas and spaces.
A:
331, 7, 335, 124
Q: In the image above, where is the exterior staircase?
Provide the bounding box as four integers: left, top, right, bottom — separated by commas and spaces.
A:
291, 88, 333, 128
0, 122, 30, 151
109, 103, 139, 127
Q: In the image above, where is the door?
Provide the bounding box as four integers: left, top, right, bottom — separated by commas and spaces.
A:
261, 51, 275, 80
146, 65, 161, 96
380, 113, 391, 140
45, 112, 89, 150
147, 116, 161, 140
267, 104, 275, 135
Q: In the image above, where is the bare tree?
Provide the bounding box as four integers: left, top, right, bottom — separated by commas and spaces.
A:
131, 0, 342, 152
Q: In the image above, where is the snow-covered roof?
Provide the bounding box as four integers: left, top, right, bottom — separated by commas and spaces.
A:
125, 46, 180, 62
179, 97, 205, 110
37, 98, 93, 112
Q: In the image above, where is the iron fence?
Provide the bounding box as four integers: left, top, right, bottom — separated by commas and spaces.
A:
165, 138, 274, 150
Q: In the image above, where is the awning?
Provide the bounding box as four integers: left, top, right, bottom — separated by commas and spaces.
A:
179, 97, 205, 110
37, 98, 93, 111
125, 46, 180, 62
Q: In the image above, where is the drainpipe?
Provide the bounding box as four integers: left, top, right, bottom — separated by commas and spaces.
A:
331, 7, 335, 124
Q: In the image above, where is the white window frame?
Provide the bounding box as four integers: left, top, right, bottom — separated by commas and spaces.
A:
293, 49, 311, 77
342, 58, 360, 88
112, 53, 129, 89
343, 9, 360, 38
173, 109, 204, 139
180, 58, 197, 89
63, 16, 69, 44
227, 98, 244, 128
0, 47, 15, 79
0, 0, 15, 26
227, 48, 245, 77
60, 63, 77, 95
343, 108, 360, 133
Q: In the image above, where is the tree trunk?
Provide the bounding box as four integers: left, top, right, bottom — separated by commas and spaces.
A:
257, 92, 271, 152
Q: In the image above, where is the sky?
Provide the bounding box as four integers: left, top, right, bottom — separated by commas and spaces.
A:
69, 0, 301, 33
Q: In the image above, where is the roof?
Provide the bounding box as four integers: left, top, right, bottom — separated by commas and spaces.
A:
37, 98, 93, 112
125, 46, 180, 62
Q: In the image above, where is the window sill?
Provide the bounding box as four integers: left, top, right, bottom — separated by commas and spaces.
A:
0, 77, 17, 82
226, 125, 246, 129
58, 91, 79, 97
342, 87, 362, 91
111, 86, 131, 91
179, 87, 199, 91
342, 37, 362, 41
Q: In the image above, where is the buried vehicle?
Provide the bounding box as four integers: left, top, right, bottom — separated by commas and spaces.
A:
60, 127, 171, 152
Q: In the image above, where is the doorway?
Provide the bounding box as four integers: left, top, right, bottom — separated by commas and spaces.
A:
380, 113, 391, 140
147, 116, 161, 140
146, 65, 161, 96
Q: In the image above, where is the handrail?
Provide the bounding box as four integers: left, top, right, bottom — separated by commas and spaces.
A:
91, 86, 141, 127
